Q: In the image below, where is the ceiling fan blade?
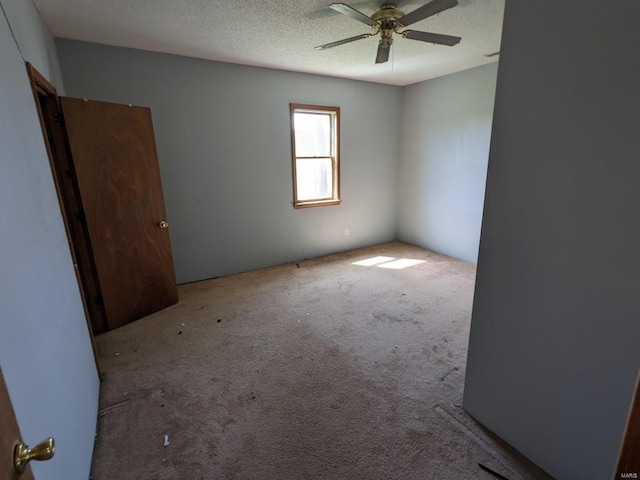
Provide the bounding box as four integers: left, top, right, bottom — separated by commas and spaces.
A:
375, 43, 390, 64
315, 33, 372, 50
402, 30, 461, 46
329, 3, 378, 26
396, 0, 458, 27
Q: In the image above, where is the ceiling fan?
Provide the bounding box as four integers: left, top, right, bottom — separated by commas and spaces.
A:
315, 0, 462, 64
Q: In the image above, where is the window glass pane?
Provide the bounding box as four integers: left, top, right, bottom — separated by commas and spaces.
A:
294, 113, 331, 157
296, 158, 333, 201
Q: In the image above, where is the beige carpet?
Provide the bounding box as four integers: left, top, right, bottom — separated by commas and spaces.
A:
91, 242, 552, 480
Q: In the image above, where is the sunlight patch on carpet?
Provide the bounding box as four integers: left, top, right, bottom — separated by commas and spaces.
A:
352, 256, 395, 266
377, 259, 425, 269
352, 256, 425, 269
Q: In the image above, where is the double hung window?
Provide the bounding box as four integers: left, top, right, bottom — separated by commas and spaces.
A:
290, 104, 341, 208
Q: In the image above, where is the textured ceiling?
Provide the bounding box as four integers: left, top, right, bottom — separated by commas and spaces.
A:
32, 0, 504, 86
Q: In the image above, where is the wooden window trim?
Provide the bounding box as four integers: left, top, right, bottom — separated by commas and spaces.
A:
290, 103, 341, 209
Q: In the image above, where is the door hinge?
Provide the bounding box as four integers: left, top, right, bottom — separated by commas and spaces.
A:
53, 112, 65, 126
95, 295, 104, 306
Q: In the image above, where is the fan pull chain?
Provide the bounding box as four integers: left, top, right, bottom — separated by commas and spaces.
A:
391, 41, 395, 72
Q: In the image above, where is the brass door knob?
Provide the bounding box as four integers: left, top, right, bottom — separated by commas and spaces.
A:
14, 437, 55, 474
158, 220, 169, 229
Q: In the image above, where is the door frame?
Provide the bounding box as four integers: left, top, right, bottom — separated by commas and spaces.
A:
25, 62, 103, 375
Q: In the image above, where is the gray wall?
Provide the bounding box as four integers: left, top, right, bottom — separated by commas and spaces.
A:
0, 0, 64, 88
55, 40, 403, 284
463, 2, 640, 479
397, 63, 497, 263
0, 1, 99, 479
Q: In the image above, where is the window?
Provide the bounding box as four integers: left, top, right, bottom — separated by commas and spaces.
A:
290, 103, 341, 208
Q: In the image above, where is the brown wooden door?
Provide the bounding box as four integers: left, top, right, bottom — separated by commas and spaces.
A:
60, 98, 178, 330
615, 369, 640, 479
0, 368, 34, 480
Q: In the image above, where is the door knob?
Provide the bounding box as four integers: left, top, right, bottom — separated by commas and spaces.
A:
14, 437, 55, 474
158, 220, 169, 229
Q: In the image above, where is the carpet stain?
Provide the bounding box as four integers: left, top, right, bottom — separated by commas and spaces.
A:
440, 366, 461, 382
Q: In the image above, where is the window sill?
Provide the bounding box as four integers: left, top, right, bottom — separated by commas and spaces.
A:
294, 199, 342, 209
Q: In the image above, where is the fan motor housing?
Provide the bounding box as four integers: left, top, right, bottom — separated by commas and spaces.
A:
371, 4, 405, 23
